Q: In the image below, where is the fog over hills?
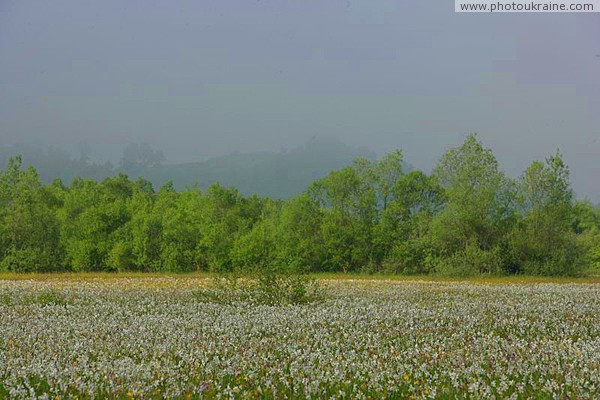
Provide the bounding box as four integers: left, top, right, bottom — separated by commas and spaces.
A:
1, 1, 598, 199
0, 137, 378, 198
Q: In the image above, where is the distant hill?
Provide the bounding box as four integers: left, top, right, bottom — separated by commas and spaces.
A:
0, 137, 377, 198
0, 143, 115, 184
126, 137, 377, 198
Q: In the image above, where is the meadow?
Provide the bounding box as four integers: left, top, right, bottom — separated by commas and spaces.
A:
1, 275, 598, 399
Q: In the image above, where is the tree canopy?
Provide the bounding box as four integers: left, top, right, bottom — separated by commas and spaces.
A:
0, 135, 596, 276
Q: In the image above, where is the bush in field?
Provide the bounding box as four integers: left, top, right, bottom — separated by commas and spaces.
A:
194, 268, 325, 306
253, 269, 325, 305
30, 289, 69, 306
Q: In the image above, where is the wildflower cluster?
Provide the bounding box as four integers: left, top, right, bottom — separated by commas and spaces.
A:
0, 278, 598, 398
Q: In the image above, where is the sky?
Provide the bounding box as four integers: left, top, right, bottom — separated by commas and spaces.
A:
0, 0, 599, 199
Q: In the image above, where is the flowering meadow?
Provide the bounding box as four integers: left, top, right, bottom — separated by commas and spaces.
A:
0, 278, 599, 399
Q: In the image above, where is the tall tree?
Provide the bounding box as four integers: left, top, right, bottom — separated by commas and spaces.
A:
310, 164, 377, 272
0, 157, 62, 271
377, 170, 445, 273
514, 150, 582, 275
373, 150, 404, 211
431, 134, 514, 274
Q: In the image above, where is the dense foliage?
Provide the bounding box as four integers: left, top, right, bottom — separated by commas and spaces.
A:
1, 134, 598, 275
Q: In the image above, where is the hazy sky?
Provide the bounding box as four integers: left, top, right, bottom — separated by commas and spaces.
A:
1, 0, 599, 198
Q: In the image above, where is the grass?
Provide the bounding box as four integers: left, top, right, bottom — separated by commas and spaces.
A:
0, 270, 599, 284
0, 271, 212, 281
312, 272, 600, 284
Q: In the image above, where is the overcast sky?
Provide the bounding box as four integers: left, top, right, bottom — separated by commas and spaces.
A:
0, 0, 599, 199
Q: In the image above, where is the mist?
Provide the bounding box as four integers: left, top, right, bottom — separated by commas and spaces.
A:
1, 0, 599, 199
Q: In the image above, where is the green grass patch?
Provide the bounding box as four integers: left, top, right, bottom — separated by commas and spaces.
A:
0, 271, 212, 281
310, 272, 600, 284
0, 271, 598, 285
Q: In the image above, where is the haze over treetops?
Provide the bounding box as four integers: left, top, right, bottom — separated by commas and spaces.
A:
1, 134, 598, 276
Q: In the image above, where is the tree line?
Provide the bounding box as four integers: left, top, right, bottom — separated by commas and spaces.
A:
1, 134, 599, 276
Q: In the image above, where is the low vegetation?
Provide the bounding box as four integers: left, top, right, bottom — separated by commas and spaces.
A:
192, 271, 325, 306
1, 134, 599, 276
0, 277, 598, 398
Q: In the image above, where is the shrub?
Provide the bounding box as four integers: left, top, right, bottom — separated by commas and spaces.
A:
254, 270, 324, 305
31, 290, 69, 306
193, 269, 325, 306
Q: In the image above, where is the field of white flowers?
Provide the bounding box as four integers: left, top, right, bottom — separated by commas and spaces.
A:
0, 278, 598, 399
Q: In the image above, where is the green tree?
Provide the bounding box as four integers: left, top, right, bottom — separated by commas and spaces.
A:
572, 200, 600, 271
431, 134, 514, 275
122, 179, 160, 271
378, 171, 445, 274
513, 151, 583, 275
230, 202, 279, 273
157, 186, 204, 272
196, 184, 250, 272
0, 157, 62, 271
59, 174, 135, 271
373, 150, 405, 211
310, 164, 377, 272
275, 194, 325, 272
